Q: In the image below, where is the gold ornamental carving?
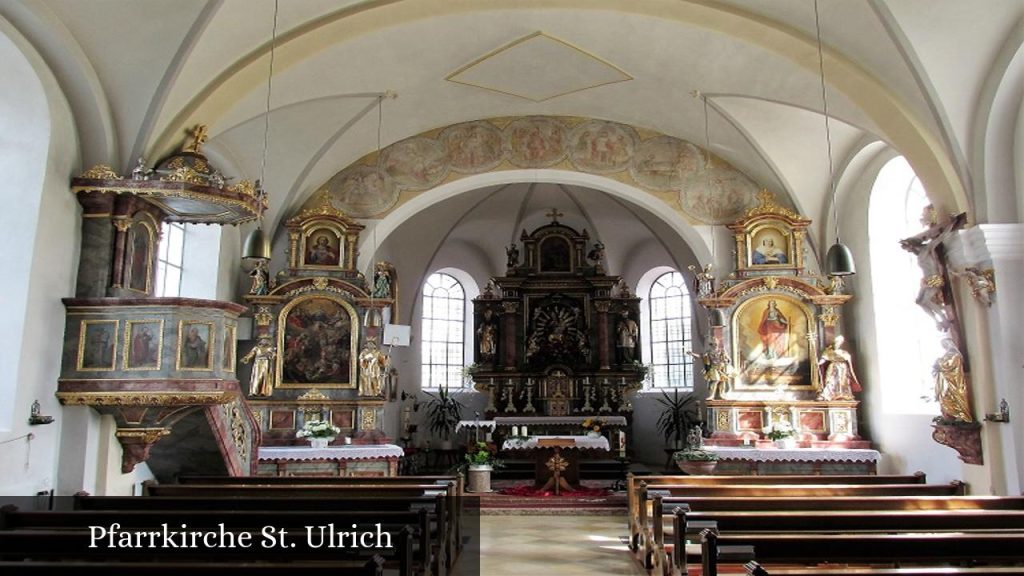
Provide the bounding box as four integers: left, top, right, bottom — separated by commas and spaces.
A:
161, 165, 209, 186
502, 301, 519, 314
715, 409, 730, 432
255, 305, 273, 326
112, 218, 132, 232
286, 190, 361, 227
80, 164, 122, 180
227, 404, 249, 462
833, 411, 850, 434
594, 301, 612, 313
313, 277, 330, 291
745, 189, 799, 220
251, 409, 264, 428
115, 427, 172, 444
56, 391, 231, 407
762, 276, 779, 290
298, 389, 330, 402
818, 305, 839, 327
361, 409, 377, 431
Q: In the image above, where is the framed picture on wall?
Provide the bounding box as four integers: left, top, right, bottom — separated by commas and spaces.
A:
177, 320, 215, 371
77, 319, 118, 371
277, 295, 358, 389
731, 293, 819, 390
302, 227, 343, 268
123, 319, 163, 370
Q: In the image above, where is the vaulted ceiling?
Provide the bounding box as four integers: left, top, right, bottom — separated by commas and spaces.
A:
5, 0, 1023, 248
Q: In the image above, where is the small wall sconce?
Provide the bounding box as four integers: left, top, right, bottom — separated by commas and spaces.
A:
984, 398, 1010, 423
28, 400, 54, 425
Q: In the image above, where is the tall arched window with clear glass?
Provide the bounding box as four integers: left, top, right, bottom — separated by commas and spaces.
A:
869, 156, 944, 413
647, 270, 695, 390
421, 272, 466, 389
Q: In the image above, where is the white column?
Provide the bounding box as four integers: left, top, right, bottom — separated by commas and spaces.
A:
955, 224, 1024, 493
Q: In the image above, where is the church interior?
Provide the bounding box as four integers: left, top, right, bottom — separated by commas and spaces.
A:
2, 0, 1024, 574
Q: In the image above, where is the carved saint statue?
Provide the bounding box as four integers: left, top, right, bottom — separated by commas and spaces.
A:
249, 259, 270, 295
372, 261, 393, 298
241, 337, 276, 397
688, 338, 734, 400
506, 243, 520, 269
687, 263, 715, 298
476, 307, 498, 362
358, 338, 389, 397
817, 335, 861, 401
934, 338, 972, 422
615, 309, 639, 364
899, 206, 967, 331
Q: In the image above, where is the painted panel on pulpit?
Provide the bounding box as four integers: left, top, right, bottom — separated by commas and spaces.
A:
732, 294, 818, 390
277, 295, 358, 389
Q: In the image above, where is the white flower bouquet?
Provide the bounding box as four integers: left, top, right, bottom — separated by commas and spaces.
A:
296, 419, 341, 439
763, 420, 795, 441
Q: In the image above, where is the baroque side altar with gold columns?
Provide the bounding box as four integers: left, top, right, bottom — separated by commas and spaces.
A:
698, 191, 865, 449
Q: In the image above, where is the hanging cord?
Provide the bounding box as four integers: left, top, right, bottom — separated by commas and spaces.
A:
255, 0, 280, 227
702, 93, 716, 261
814, 0, 840, 245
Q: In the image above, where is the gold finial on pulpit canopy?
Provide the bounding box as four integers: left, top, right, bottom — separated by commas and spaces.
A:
183, 124, 209, 154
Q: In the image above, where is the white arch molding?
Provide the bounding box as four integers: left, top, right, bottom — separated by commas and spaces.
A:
359, 169, 713, 274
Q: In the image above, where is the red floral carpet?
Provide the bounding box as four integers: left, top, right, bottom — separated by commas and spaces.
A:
473, 480, 626, 515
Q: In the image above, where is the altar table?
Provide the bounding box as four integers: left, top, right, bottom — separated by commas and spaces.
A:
257, 444, 404, 477
501, 435, 611, 492
709, 446, 880, 475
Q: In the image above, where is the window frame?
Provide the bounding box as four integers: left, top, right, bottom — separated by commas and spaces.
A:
646, 270, 695, 391
420, 271, 467, 390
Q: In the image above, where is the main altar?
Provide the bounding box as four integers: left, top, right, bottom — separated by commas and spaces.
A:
699, 191, 866, 449
466, 211, 642, 450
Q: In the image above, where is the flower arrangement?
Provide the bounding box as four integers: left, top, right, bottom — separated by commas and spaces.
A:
464, 441, 502, 468
672, 448, 719, 462
582, 417, 604, 434
763, 420, 795, 441
296, 419, 341, 439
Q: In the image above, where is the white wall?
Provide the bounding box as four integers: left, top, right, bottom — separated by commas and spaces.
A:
0, 17, 80, 495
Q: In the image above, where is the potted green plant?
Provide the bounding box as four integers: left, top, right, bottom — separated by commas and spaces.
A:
464, 441, 501, 493
672, 447, 719, 475
424, 386, 464, 450
655, 389, 702, 450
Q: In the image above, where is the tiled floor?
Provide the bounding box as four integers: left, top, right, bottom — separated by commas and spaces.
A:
455, 514, 646, 576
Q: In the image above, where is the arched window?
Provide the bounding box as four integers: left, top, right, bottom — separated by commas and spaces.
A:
421, 272, 466, 389
869, 156, 943, 413
155, 222, 185, 297
648, 270, 694, 389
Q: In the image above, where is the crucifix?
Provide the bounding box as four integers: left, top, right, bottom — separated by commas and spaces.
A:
545, 208, 564, 223
184, 124, 209, 153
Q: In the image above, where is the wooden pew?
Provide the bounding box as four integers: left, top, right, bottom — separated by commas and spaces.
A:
0, 558, 386, 576
664, 504, 1024, 574
74, 494, 449, 576
632, 482, 969, 554
0, 507, 436, 574
745, 562, 1024, 576
0, 526, 415, 576
702, 530, 1024, 576
626, 473, 931, 550
142, 481, 459, 567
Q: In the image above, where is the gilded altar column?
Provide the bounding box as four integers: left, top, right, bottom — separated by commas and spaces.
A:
595, 301, 611, 370
501, 300, 519, 369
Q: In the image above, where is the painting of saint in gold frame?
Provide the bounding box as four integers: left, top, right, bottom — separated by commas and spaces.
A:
223, 324, 236, 372
277, 294, 358, 389
302, 227, 343, 268
77, 319, 118, 371
126, 221, 155, 293
732, 294, 818, 390
747, 224, 793, 267
123, 319, 163, 370
177, 321, 215, 371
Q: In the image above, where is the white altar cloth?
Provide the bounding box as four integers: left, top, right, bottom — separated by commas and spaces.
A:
711, 447, 880, 463
258, 444, 404, 461
502, 435, 610, 451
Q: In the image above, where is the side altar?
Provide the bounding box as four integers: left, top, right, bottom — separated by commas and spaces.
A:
698, 192, 866, 448
466, 211, 642, 449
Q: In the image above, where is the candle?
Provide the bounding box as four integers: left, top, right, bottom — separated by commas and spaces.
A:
511, 425, 519, 437
521, 425, 528, 437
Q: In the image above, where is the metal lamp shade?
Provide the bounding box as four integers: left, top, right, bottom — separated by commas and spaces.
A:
825, 241, 856, 276
242, 228, 271, 261
709, 309, 726, 328
363, 308, 383, 328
